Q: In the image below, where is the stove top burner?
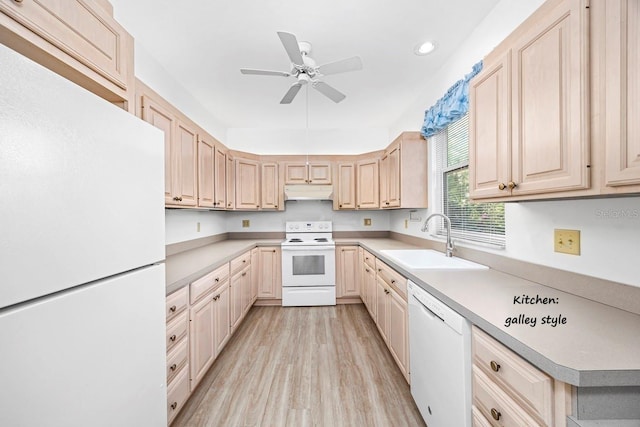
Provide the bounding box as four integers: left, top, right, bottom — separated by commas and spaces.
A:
288, 238, 303, 243
314, 238, 328, 242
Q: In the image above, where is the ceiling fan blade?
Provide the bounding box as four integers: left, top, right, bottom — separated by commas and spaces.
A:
317, 56, 363, 76
312, 81, 346, 103
277, 31, 304, 65
280, 82, 303, 104
240, 68, 291, 77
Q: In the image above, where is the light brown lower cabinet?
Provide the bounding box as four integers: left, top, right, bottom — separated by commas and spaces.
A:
256, 247, 282, 300
165, 287, 189, 425
336, 246, 359, 298
472, 326, 571, 426
361, 258, 377, 320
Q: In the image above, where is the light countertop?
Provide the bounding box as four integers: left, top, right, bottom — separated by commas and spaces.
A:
166, 237, 640, 387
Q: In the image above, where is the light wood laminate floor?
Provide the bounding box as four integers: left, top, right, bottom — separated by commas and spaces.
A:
173, 304, 427, 427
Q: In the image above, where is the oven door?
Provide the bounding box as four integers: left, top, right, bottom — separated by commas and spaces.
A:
281, 245, 336, 287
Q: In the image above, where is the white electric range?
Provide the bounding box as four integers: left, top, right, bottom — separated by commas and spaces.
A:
281, 221, 336, 306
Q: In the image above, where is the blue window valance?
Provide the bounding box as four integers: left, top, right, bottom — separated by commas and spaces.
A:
420, 61, 483, 138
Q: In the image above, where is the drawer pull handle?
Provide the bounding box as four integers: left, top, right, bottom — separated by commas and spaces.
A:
490, 360, 501, 372
490, 408, 501, 421
169, 305, 177, 313
391, 279, 396, 284
169, 334, 177, 342
170, 402, 178, 410
215, 277, 219, 282
170, 363, 177, 371
14, 0, 24, 3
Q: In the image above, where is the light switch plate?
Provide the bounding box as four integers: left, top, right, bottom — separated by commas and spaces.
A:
554, 229, 580, 255
364, 218, 372, 226
242, 219, 250, 228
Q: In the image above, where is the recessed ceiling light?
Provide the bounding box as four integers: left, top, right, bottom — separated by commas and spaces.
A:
414, 41, 437, 56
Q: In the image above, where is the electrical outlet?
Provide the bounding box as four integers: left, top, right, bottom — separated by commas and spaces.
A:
197, 222, 201, 232
404, 219, 408, 229
242, 219, 250, 228
364, 218, 372, 226
554, 229, 580, 255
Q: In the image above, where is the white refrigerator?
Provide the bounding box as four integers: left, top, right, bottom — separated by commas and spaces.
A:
0, 43, 168, 426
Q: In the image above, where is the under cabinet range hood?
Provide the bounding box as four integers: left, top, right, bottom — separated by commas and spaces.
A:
284, 184, 334, 201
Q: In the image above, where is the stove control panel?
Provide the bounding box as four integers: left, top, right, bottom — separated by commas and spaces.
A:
285, 221, 332, 232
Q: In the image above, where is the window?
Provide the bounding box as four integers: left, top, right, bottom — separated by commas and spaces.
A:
432, 115, 505, 247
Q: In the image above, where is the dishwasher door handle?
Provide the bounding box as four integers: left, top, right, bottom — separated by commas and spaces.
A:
412, 294, 445, 322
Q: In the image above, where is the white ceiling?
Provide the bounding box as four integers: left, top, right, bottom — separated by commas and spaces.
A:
110, 0, 500, 130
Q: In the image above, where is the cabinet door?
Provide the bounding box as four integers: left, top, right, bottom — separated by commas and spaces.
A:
229, 269, 243, 333
226, 155, 235, 209
235, 158, 260, 210
308, 162, 332, 184
284, 163, 308, 184
357, 158, 380, 209
363, 263, 377, 319
250, 248, 259, 303
258, 247, 281, 299
198, 137, 215, 208
605, 0, 640, 187
375, 276, 389, 343
469, 53, 512, 199
379, 155, 389, 207
0, 0, 131, 89
189, 294, 215, 389
386, 146, 401, 207
241, 266, 252, 315
214, 146, 227, 208
336, 162, 356, 209
175, 121, 198, 206
510, 0, 589, 195
141, 96, 174, 205
337, 246, 359, 298
261, 162, 279, 210
214, 281, 230, 355
388, 288, 409, 379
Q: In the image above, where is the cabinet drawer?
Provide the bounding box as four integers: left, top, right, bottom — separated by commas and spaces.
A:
375, 259, 407, 299
190, 263, 229, 304
166, 287, 188, 322
363, 250, 375, 269
473, 366, 540, 427
473, 327, 552, 425
166, 311, 188, 353
472, 404, 493, 427
230, 251, 251, 275
166, 337, 188, 384
167, 365, 189, 424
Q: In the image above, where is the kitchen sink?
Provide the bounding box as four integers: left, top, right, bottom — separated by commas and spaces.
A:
380, 249, 488, 270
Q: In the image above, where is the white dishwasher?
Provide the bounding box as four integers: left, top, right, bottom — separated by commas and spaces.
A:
408, 281, 472, 427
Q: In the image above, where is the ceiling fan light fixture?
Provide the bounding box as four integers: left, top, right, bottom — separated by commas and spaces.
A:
414, 40, 437, 56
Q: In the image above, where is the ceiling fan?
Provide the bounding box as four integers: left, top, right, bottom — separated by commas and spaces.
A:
240, 31, 363, 104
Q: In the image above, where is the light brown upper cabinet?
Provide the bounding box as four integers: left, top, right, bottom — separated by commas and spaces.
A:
605, 0, 640, 189
235, 157, 260, 210
140, 89, 197, 207
356, 158, 380, 209
198, 135, 226, 209
380, 132, 428, 209
469, 0, 590, 201
335, 162, 356, 210
261, 162, 280, 210
0, 0, 134, 110
226, 154, 235, 210
284, 161, 332, 184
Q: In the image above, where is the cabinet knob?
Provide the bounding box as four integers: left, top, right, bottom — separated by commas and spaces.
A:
507, 181, 517, 190
243, 260, 246, 263
339, 204, 343, 208
169, 305, 177, 313
215, 278, 219, 282
272, 249, 276, 253
365, 269, 370, 273
170, 363, 177, 371
490, 360, 500, 372
169, 334, 177, 342
170, 402, 178, 410
242, 272, 247, 277
498, 183, 507, 190
391, 279, 396, 284
228, 203, 231, 206
357, 204, 360, 208
173, 196, 180, 201
275, 205, 278, 208
490, 408, 501, 421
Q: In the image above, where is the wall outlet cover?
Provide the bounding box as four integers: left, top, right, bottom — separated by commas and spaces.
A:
364, 218, 372, 226
554, 229, 580, 255
242, 219, 250, 228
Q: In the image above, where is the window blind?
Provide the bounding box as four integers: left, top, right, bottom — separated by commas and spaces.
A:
433, 115, 505, 247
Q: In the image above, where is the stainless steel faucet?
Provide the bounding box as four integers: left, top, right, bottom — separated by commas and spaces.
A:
421, 213, 455, 257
